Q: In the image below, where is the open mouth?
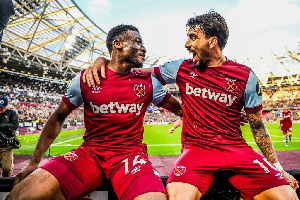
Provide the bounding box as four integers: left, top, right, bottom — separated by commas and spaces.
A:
190, 51, 198, 63
139, 54, 145, 61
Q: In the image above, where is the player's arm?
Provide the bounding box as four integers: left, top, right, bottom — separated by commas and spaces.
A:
169, 117, 182, 134
247, 111, 299, 190
160, 96, 182, 117
152, 59, 183, 85
14, 101, 72, 186
247, 110, 278, 163
14, 72, 83, 186
244, 70, 298, 190
151, 74, 182, 117
82, 57, 183, 87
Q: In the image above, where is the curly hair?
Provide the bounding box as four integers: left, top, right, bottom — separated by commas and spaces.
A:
186, 10, 229, 50
106, 24, 139, 54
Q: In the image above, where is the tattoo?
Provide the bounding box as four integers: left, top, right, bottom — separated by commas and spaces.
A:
247, 111, 278, 163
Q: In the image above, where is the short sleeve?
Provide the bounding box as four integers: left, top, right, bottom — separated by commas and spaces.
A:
62, 72, 83, 109
151, 74, 170, 106
154, 59, 184, 85
244, 70, 263, 113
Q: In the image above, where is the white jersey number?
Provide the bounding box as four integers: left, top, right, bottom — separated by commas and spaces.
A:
122, 155, 146, 175
253, 158, 278, 173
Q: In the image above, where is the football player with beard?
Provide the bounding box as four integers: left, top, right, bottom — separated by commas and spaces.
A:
83, 10, 298, 200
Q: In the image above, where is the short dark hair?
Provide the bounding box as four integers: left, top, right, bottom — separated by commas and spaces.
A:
186, 10, 229, 50
106, 24, 139, 54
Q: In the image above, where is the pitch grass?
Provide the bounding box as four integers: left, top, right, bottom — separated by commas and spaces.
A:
14, 123, 300, 156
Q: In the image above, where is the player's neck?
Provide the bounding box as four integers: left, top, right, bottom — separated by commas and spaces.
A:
207, 55, 226, 67
107, 59, 132, 74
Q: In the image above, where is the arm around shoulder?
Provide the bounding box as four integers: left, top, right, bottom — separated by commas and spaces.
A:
82, 57, 110, 87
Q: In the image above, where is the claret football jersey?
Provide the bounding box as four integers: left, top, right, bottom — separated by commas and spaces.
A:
282, 111, 292, 126
63, 68, 171, 150
154, 58, 262, 147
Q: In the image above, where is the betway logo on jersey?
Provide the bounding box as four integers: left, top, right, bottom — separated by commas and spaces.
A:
186, 83, 237, 106
90, 102, 144, 115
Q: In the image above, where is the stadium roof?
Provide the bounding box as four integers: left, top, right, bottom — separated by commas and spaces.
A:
0, 0, 111, 80
0, 0, 299, 87
233, 44, 300, 87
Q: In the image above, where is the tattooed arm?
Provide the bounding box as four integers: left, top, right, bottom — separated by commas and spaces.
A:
247, 110, 299, 190
247, 110, 278, 163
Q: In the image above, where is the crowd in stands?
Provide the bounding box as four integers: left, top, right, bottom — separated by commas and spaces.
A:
262, 85, 300, 109
0, 71, 65, 105
262, 85, 300, 122
0, 71, 300, 129
144, 104, 179, 125
0, 71, 83, 125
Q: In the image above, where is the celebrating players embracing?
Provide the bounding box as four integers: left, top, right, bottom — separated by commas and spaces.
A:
84, 10, 299, 200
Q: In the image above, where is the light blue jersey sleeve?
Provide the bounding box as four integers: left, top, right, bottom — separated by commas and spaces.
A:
156, 59, 184, 84
244, 70, 262, 111
151, 74, 168, 106
65, 72, 84, 107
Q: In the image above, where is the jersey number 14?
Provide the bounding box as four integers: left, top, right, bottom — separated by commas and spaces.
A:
122, 155, 146, 174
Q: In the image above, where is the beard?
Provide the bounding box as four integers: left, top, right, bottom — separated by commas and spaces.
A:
131, 61, 143, 68
194, 59, 209, 72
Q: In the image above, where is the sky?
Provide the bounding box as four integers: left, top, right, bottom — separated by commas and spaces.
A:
74, 0, 300, 62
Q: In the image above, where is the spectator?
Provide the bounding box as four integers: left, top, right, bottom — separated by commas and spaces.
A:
0, 97, 19, 177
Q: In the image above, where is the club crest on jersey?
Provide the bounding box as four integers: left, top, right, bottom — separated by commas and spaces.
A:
134, 84, 145, 98
64, 152, 78, 161
174, 166, 186, 176
225, 78, 237, 92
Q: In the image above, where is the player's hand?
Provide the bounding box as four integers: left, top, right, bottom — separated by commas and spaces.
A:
13, 161, 39, 187
169, 127, 175, 134
281, 170, 299, 191
82, 57, 110, 87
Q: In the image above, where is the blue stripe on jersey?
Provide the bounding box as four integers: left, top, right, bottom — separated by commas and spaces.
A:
244, 70, 262, 109
151, 74, 167, 106
159, 59, 184, 84
65, 72, 83, 107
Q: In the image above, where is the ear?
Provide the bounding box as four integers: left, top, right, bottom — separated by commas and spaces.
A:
209, 37, 218, 49
113, 39, 123, 51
